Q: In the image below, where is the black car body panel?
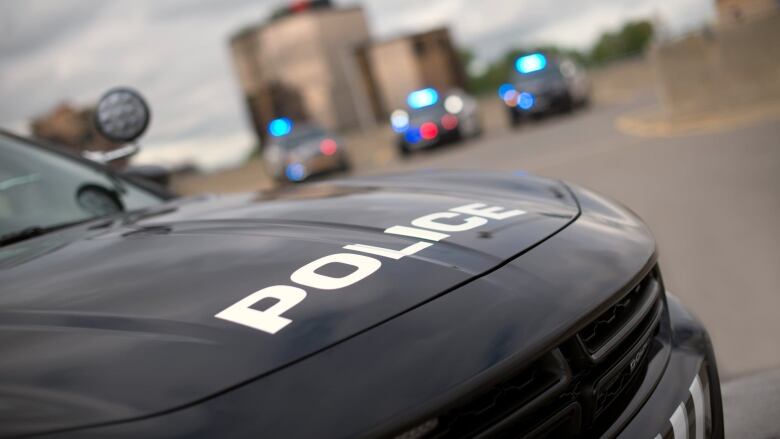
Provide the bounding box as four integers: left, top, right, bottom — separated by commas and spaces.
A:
0, 135, 723, 438
0, 171, 580, 436
55, 182, 659, 439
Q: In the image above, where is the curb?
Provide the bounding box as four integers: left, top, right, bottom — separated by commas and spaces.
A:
722, 368, 780, 439
615, 102, 780, 138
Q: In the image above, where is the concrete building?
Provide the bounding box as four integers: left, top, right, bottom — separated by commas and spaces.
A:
230, 1, 375, 141
359, 28, 466, 116
653, 8, 780, 116
230, 2, 466, 144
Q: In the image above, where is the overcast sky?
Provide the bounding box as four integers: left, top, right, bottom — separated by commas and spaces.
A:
0, 0, 714, 159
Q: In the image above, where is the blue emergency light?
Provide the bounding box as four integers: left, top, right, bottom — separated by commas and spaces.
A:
407, 88, 439, 109
498, 83, 515, 100
268, 117, 293, 137
286, 163, 306, 181
516, 53, 547, 74
404, 127, 422, 144
518, 92, 535, 110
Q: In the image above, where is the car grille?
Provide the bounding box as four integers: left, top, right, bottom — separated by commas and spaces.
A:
405, 266, 665, 439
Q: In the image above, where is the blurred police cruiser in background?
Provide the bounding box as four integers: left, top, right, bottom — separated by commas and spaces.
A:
500, 53, 591, 127
262, 119, 351, 183
391, 88, 482, 157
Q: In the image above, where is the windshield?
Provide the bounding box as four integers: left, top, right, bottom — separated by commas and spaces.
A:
512, 64, 564, 85
0, 134, 163, 239
277, 126, 327, 149
410, 105, 447, 124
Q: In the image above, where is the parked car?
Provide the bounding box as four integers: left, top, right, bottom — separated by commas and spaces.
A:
502, 52, 591, 126
0, 89, 724, 439
262, 120, 351, 183
391, 88, 481, 156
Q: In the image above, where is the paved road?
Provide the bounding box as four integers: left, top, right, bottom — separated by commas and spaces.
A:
369, 93, 780, 380
722, 368, 780, 438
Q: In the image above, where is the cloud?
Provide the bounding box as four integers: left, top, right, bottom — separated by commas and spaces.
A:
0, 0, 106, 56
0, 1, 271, 148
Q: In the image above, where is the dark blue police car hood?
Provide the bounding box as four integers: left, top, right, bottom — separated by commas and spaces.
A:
0, 171, 579, 436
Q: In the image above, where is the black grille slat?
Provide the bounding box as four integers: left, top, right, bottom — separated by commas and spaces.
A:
592, 299, 663, 419
577, 272, 662, 362
519, 403, 581, 439
476, 402, 582, 439
429, 351, 570, 439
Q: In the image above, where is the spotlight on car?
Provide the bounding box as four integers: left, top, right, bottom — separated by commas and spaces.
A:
83, 87, 150, 164
94, 87, 150, 143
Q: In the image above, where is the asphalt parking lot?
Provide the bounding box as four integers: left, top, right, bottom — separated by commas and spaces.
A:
364, 92, 780, 437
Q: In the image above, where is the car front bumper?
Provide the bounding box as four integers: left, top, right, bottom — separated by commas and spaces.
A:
615, 293, 723, 439
509, 89, 571, 116
401, 126, 461, 150
268, 151, 348, 182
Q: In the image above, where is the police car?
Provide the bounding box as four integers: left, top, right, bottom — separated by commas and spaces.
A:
501, 52, 591, 127
0, 89, 722, 438
391, 88, 481, 156
261, 119, 351, 183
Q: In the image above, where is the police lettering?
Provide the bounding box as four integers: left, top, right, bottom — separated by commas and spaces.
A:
215, 203, 525, 334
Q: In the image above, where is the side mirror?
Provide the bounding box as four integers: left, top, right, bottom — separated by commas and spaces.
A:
84, 87, 150, 164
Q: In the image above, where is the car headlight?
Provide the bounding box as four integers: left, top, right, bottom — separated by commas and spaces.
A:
444, 95, 464, 114
391, 110, 410, 133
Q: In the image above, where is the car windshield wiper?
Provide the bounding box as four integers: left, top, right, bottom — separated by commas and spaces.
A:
0, 202, 179, 248
0, 220, 92, 247
0, 227, 50, 247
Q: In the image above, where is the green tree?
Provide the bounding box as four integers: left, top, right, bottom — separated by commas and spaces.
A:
590, 20, 654, 64
459, 18, 654, 96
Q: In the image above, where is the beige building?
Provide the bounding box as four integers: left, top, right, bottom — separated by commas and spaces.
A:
230, 3, 467, 143
717, 0, 779, 25
359, 28, 466, 116
230, 4, 375, 140
30, 103, 117, 153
